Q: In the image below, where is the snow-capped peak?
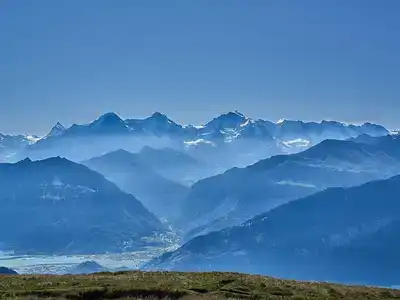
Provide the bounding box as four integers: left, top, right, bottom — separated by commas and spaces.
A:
88, 112, 130, 133
45, 122, 66, 139
93, 112, 124, 125
205, 111, 247, 129
230, 110, 246, 118
147, 111, 174, 124
54, 122, 65, 130
151, 111, 168, 118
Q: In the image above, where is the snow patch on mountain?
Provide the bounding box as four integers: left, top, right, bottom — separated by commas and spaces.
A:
26, 135, 42, 144
0, 111, 392, 164
282, 139, 311, 148
184, 139, 216, 147
274, 180, 317, 188
44, 123, 66, 139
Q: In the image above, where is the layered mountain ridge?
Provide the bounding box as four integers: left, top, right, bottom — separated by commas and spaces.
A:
38, 111, 389, 145
1, 111, 399, 287
0, 111, 390, 164
146, 174, 400, 286
178, 134, 400, 240
82, 149, 191, 221
0, 156, 169, 255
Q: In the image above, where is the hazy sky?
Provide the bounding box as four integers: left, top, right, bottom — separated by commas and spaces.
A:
1, 0, 400, 135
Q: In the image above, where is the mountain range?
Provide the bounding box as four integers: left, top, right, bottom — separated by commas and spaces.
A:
83, 149, 191, 222
178, 134, 400, 240
1, 111, 399, 286
0, 157, 169, 255
0, 134, 38, 162
0, 112, 390, 168
33, 111, 389, 142
147, 173, 400, 286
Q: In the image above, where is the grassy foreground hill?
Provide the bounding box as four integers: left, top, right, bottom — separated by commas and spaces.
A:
0, 271, 399, 300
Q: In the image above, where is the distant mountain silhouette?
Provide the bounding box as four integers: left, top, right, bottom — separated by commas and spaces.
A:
67, 261, 107, 274
0, 157, 167, 255
147, 174, 400, 286
19, 111, 389, 167
83, 149, 190, 221
179, 136, 400, 240
0, 267, 18, 275
136, 146, 213, 185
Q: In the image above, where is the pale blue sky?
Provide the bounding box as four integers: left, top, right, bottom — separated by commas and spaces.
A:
1, 0, 400, 134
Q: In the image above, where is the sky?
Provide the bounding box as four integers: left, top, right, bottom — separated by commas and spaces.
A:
1, 0, 400, 135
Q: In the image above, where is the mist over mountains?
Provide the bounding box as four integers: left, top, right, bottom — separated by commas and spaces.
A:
0, 111, 399, 286
179, 136, 400, 240
82, 149, 191, 222
147, 174, 400, 286
1, 111, 389, 166
0, 157, 168, 255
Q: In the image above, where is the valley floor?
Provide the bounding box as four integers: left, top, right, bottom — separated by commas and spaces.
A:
0, 243, 179, 274
0, 271, 399, 300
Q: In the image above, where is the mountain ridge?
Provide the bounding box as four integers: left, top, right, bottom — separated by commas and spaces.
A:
2, 111, 390, 165
0, 156, 169, 255
147, 174, 400, 286
82, 148, 191, 222
9, 111, 391, 144
178, 134, 400, 240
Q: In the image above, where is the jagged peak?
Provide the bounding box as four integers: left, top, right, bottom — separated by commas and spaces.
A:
151, 111, 168, 118
45, 122, 66, 138
93, 112, 124, 124
222, 110, 246, 119
54, 122, 65, 129
228, 110, 245, 117
206, 111, 247, 126
145, 112, 178, 125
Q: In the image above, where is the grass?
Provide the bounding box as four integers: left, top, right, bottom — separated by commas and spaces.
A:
0, 271, 399, 299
